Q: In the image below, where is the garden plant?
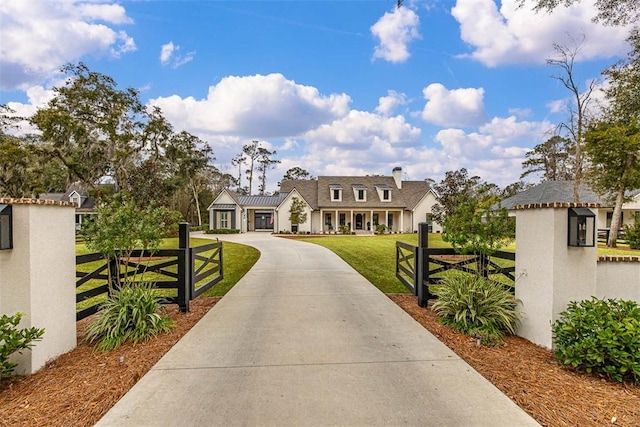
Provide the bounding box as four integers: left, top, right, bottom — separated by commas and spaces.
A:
0, 312, 45, 380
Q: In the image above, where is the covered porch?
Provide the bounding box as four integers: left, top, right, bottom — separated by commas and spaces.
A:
319, 208, 404, 233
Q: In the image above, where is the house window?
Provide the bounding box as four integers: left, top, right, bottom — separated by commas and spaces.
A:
606, 212, 613, 228
331, 188, 342, 201
387, 213, 393, 230
325, 213, 333, 230
373, 213, 379, 226
220, 212, 229, 229
339, 213, 346, 226
635, 211, 640, 224
382, 189, 390, 201
357, 189, 365, 201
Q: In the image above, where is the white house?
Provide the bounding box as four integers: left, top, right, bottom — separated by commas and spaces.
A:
208, 167, 442, 234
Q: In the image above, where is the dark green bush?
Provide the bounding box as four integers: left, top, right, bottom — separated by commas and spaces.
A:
205, 228, 240, 234
1, 312, 45, 379
431, 273, 519, 346
623, 223, 640, 249
552, 297, 640, 384
85, 282, 174, 351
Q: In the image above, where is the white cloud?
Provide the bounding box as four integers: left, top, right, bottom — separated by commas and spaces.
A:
0, 0, 136, 90
479, 116, 554, 144
148, 73, 351, 138
160, 42, 176, 64
304, 110, 421, 149
375, 90, 408, 116
160, 41, 195, 68
3, 86, 57, 136
421, 83, 486, 127
371, 7, 421, 63
451, 0, 630, 66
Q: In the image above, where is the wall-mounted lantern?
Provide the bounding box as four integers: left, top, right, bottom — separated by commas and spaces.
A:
568, 207, 595, 247
0, 204, 13, 250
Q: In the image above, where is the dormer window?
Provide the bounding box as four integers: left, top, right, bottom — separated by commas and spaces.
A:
330, 184, 342, 202
69, 192, 81, 207
353, 184, 367, 202
375, 184, 392, 202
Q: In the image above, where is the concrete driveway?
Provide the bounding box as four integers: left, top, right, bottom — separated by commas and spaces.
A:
96, 232, 538, 426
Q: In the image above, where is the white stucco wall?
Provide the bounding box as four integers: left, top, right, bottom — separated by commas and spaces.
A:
276, 191, 313, 233
411, 192, 442, 233
0, 200, 77, 374
515, 207, 597, 349
596, 259, 640, 303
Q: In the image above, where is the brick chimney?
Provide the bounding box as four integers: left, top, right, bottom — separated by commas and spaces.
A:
392, 167, 402, 189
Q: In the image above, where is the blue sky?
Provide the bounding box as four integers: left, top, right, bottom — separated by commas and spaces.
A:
0, 0, 633, 192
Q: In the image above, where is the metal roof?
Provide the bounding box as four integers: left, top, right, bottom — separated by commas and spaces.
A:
237, 193, 288, 207
210, 204, 237, 210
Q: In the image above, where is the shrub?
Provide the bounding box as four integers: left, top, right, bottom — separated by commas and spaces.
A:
205, 228, 241, 234
1, 312, 45, 379
338, 225, 351, 234
623, 222, 640, 249
85, 282, 174, 351
552, 297, 640, 384
431, 273, 519, 346
376, 224, 388, 234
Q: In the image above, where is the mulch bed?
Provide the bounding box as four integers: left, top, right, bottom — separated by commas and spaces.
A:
0, 297, 219, 427
1, 294, 639, 426
388, 294, 640, 427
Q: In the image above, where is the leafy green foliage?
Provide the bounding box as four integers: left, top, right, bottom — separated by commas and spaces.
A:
84, 282, 174, 351
552, 298, 640, 384
442, 199, 514, 256
624, 222, 640, 249
431, 273, 519, 346
205, 228, 241, 234
0, 312, 45, 379
288, 196, 308, 226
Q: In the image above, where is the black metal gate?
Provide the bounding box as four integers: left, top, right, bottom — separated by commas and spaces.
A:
76, 223, 223, 321
395, 223, 516, 307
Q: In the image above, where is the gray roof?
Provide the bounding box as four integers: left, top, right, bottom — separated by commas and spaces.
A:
279, 179, 320, 210
237, 193, 288, 207
210, 204, 236, 210
400, 181, 432, 210
497, 181, 605, 210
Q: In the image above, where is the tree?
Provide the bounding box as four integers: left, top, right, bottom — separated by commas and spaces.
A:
431, 168, 482, 225
241, 140, 261, 195
519, 0, 639, 26
521, 136, 573, 181
231, 153, 246, 193
584, 31, 640, 247
282, 166, 314, 181
502, 181, 534, 198
1, 106, 67, 197
288, 197, 308, 228
547, 37, 597, 202
256, 147, 280, 195
585, 119, 640, 247
31, 63, 148, 192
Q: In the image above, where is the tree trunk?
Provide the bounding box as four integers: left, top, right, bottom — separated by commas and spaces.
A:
608, 186, 626, 247
191, 179, 202, 226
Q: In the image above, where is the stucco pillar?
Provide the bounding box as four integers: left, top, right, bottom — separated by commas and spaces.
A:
0, 199, 77, 374
515, 203, 598, 348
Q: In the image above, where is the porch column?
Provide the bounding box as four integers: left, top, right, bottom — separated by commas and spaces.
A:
350, 210, 354, 231
370, 210, 374, 232
335, 209, 338, 231
400, 210, 404, 233
385, 210, 389, 228
320, 209, 324, 231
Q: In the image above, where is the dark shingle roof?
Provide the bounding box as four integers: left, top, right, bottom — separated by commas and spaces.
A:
497, 181, 605, 210
316, 176, 407, 208
401, 181, 433, 210
279, 179, 320, 210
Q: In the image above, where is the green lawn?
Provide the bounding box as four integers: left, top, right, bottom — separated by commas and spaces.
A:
296, 233, 452, 294
295, 233, 639, 295
76, 238, 260, 311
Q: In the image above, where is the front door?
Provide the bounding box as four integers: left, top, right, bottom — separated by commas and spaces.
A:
355, 214, 363, 230
254, 212, 274, 230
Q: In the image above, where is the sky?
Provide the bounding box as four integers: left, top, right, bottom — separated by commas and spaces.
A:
0, 0, 634, 193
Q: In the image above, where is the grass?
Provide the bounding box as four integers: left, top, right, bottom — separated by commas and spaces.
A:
75, 237, 260, 311
296, 233, 452, 294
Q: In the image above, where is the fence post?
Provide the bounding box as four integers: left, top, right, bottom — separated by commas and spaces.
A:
177, 222, 191, 312
416, 222, 431, 307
